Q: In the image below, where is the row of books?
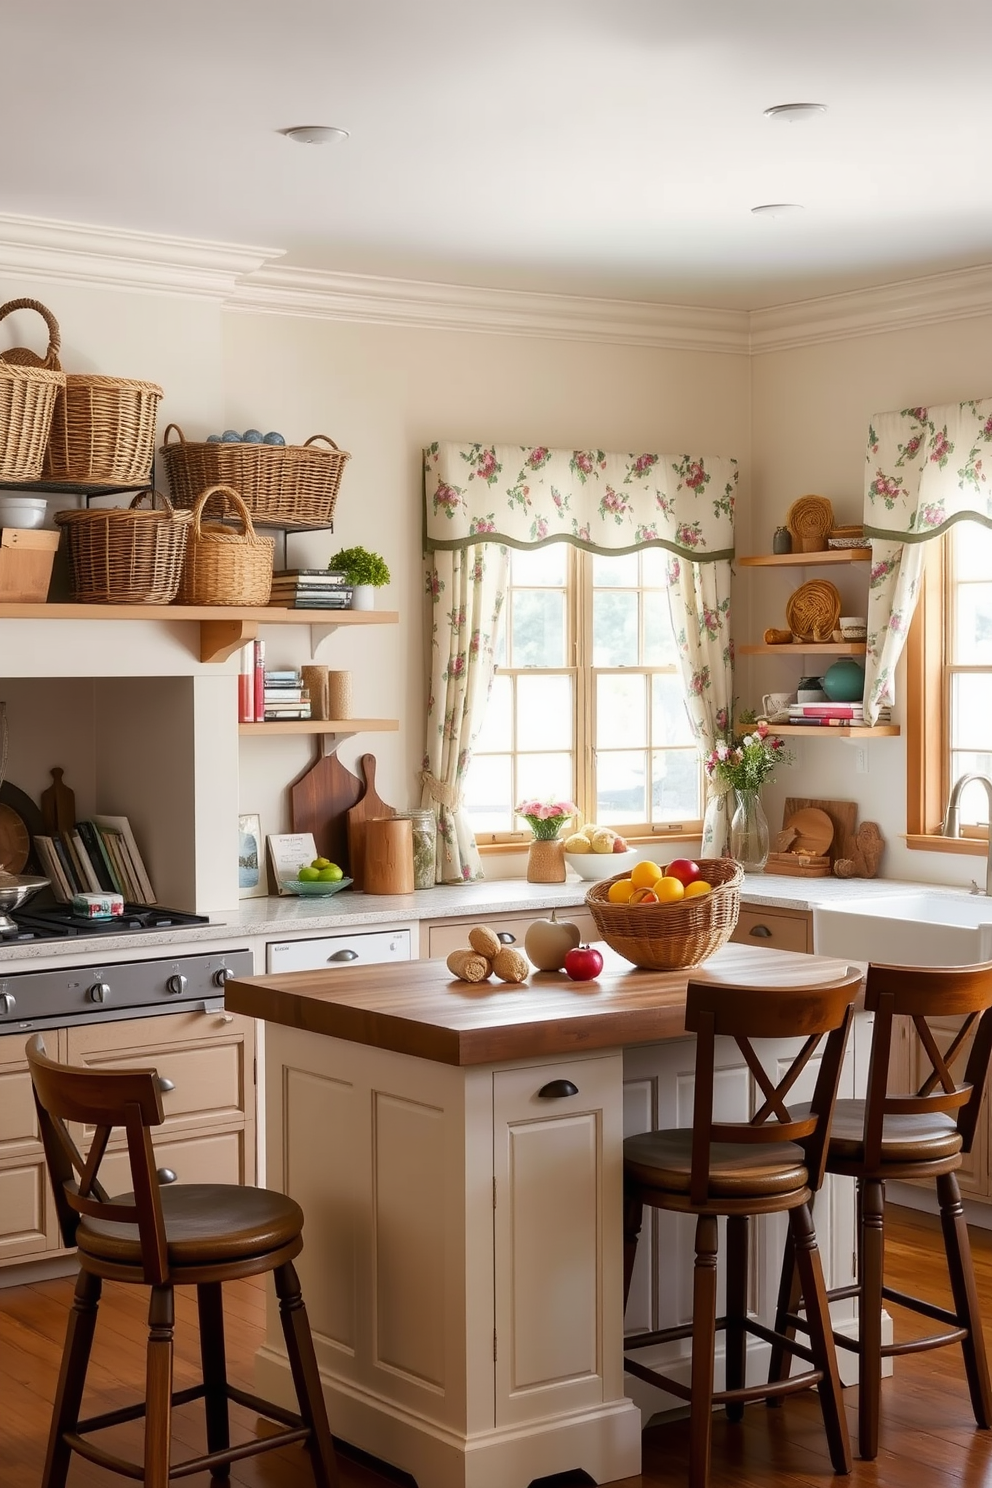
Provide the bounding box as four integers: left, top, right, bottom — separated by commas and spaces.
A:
34, 816, 156, 906
785, 702, 891, 727
268, 569, 353, 610
238, 640, 313, 722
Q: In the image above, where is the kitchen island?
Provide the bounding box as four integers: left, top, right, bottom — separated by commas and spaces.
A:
227, 938, 859, 1488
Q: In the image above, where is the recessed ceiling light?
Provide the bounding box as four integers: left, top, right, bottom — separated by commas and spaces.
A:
763, 103, 827, 124
279, 125, 350, 145
751, 203, 805, 218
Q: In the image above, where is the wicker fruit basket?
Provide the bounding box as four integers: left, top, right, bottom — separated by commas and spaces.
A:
585, 858, 744, 970
55, 490, 192, 604
160, 424, 350, 530
176, 485, 274, 606
44, 373, 163, 486
0, 299, 66, 482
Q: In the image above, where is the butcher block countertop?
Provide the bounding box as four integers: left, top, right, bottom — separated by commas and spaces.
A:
225, 940, 855, 1067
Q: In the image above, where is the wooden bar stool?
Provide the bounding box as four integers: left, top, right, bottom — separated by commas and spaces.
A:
622, 967, 862, 1488
26, 1032, 339, 1488
769, 959, 992, 1460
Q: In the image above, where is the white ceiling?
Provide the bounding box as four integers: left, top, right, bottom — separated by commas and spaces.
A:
6, 1, 992, 311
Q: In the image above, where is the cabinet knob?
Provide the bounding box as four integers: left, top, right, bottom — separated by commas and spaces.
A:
497, 931, 516, 944
748, 924, 773, 938
537, 1079, 579, 1099
157, 1076, 176, 1093
157, 1168, 178, 1185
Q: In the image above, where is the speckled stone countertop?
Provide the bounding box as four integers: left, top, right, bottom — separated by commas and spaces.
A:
0, 872, 944, 968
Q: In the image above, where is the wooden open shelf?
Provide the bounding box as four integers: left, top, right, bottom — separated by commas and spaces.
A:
0, 604, 399, 662
738, 641, 866, 657
768, 723, 900, 738
239, 718, 398, 736
737, 550, 871, 567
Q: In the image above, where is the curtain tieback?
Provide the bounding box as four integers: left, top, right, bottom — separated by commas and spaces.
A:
419, 770, 462, 811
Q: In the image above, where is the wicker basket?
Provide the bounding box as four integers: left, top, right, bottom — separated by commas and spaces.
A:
0, 299, 66, 482
55, 490, 192, 604
177, 486, 274, 606
585, 858, 744, 970
786, 579, 842, 643
160, 424, 350, 530
44, 374, 163, 486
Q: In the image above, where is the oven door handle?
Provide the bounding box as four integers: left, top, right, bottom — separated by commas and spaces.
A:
200, 999, 234, 1021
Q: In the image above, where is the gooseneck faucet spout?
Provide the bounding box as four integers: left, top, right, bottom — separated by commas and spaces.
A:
943, 772, 992, 896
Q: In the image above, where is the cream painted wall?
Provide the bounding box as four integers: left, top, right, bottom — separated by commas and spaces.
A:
749, 311, 992, 888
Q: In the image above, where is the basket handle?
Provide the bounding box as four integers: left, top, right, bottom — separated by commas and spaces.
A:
128, 488, 178, 515
303, 435, 341, 451
0, 298, 62, 370
161, 423, 187, 447
189, 484, 258, 540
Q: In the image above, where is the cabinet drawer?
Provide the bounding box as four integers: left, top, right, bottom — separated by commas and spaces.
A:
267, 927, 412, 973
426, 909, 597, 961
96, 1127, 250, 1192
731, 907, 811, 955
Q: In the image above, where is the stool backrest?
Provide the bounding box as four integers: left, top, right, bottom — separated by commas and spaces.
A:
862, 960, 992, 1170
26, 1032, 171, 1285
683, 968, 862, 1207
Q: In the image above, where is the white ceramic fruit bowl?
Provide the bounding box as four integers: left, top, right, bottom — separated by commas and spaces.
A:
281, 877, 353, 897
564, 849, 638, 881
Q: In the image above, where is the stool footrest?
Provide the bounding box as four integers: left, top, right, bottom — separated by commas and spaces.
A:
883, 1284, 962, 1328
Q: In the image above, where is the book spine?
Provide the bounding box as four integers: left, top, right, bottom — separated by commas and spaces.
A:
254, 638, 265, 722
76, 821, 117, 893
239, 643, 254, 723
70, 830, 103, 893
35, 837, 73, 902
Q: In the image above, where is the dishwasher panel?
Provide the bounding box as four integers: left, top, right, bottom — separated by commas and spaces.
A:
266, 928, 412, 974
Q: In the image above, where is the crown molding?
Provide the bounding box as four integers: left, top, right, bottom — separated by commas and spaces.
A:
0, 213, 282, 301
229, 265, 751, 353
749, 263, 992, 353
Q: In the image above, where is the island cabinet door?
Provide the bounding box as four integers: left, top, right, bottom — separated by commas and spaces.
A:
492, 1052, 625, 1428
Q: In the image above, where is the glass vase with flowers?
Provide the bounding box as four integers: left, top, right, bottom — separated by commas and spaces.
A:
516, 797, 577, 883
703, 722, 792, 871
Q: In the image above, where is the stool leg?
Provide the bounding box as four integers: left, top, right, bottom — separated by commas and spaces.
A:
197, 1281, 231, 1476
790, 1201, 851, 1475
145, 1285, 175, 1488
43, 1268, 102, 1488
274, 1261, 340, 1488
857, 1177, 885, 1461
623, 1190, 643, 1312
938, 1170, 992, 1430
767, 1216, 803, 1401
725, 1214, 748, 1422
689, 1213, 719, 1488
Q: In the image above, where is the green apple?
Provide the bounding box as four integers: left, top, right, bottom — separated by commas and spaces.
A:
317, 864, 344, 881
312, 857, 331, 870
297, 865, 320, 882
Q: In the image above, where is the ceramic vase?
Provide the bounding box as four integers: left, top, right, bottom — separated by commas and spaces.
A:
526, 838, 566, 883
350, 584, 376, 611
730, 789, 769, 871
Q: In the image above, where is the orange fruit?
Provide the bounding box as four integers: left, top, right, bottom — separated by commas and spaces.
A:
652, 875, 686, 903
607, 877, 635, 903
629, 886, 660, 904
630, 859, 663, 889
683, 880, 712, 899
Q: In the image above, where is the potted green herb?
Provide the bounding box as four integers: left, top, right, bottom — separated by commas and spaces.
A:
328, 546, 391, 610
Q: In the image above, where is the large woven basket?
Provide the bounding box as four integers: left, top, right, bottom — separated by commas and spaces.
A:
160, 424, 350, 530
0, 299, 66, 482
44, 374, 163, 486
55, 490, 192, 604
176, 485, 274, 606
585, 858, 744, 970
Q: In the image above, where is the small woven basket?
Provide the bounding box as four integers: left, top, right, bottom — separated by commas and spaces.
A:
786, 495, 835, 553
55, 490, 192, 604
176, 485, 274, 606
44, 374, 163, 486
786, 579, 842, 643
160, 424, 350, 530
0, 299, 66, 482
585, 858, 744, 970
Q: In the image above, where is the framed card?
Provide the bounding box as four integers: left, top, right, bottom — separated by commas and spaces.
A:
266, 831, 318, 895
238, 814, 266, 899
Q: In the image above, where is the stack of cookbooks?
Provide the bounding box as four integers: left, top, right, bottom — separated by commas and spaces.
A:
34, 816, 156, 905
263, 669, 311, 721
268, 569, 353, 609
785, 701, 891, 727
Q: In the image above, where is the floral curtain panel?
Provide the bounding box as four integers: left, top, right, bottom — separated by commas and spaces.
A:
863, 401, 992, 723
422, 441, 739, 882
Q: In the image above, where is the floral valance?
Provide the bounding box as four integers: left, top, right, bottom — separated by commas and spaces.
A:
423, 441, 738, 559
865, 399, 992, 540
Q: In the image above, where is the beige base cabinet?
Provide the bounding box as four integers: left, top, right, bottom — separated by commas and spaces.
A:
0, 1030, 67, 1264
254, 1024, 641, 1488
423, 906, 597, 961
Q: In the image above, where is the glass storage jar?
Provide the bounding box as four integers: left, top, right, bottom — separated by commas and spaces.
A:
399, 808, 437, 889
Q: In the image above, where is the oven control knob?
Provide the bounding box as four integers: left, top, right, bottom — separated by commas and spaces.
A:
166, 974, 188, 996
0, 992, 15, 1016
212, 967, 234, 988
88, 983, 111, 1005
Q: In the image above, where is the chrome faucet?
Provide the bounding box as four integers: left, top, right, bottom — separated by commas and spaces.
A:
943, 772, 992, 896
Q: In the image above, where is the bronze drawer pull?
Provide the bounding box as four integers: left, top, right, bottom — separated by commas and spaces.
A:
157, 1076, 176, 1093
538, 1079, 579, 1099
156, 1167, 178, 1184
749, 924, 773, 938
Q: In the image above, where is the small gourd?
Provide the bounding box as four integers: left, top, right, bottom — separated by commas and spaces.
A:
523, 911, 581, 972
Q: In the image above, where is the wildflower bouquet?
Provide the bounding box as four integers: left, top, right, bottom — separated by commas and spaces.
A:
704, 723, 791, 794
515, 797, 577, 840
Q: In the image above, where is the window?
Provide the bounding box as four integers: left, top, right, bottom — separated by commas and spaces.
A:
464, 545, 701, 843
907, 523, 992, 850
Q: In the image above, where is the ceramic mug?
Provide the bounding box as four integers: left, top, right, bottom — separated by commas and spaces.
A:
762, 691, 796, 716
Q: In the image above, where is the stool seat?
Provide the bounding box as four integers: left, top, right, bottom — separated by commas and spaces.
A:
623, 1130, 808, 1200
79, 1184, 305, 1270
792, 1097, 962, 1165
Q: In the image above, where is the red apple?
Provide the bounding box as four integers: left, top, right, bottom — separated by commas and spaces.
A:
612, 835, 629, 852
666, 857, 701, 887
563, 945, 604, 982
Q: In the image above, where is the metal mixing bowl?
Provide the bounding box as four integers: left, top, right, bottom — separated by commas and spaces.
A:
0, 874, 49, 914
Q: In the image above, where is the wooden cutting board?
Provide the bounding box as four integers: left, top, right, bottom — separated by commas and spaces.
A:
346, 754, 396, 890
41, 767, 75, 836
289, 748, 364, 876
783, 796, 858, 868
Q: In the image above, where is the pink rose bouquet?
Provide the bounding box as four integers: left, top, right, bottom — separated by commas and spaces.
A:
515, 797, 577, 840
704, 723, 791, 794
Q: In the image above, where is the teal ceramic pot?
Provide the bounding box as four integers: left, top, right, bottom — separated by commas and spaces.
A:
822, 657, 866, 703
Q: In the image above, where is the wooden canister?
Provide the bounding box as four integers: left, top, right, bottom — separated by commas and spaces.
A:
364, 816, 414, 894
327, 669, 352, 719
301, 665, 329, 719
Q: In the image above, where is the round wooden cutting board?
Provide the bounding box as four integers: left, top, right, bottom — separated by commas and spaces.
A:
0, 802, 30, 873
785, 806, 834, 857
